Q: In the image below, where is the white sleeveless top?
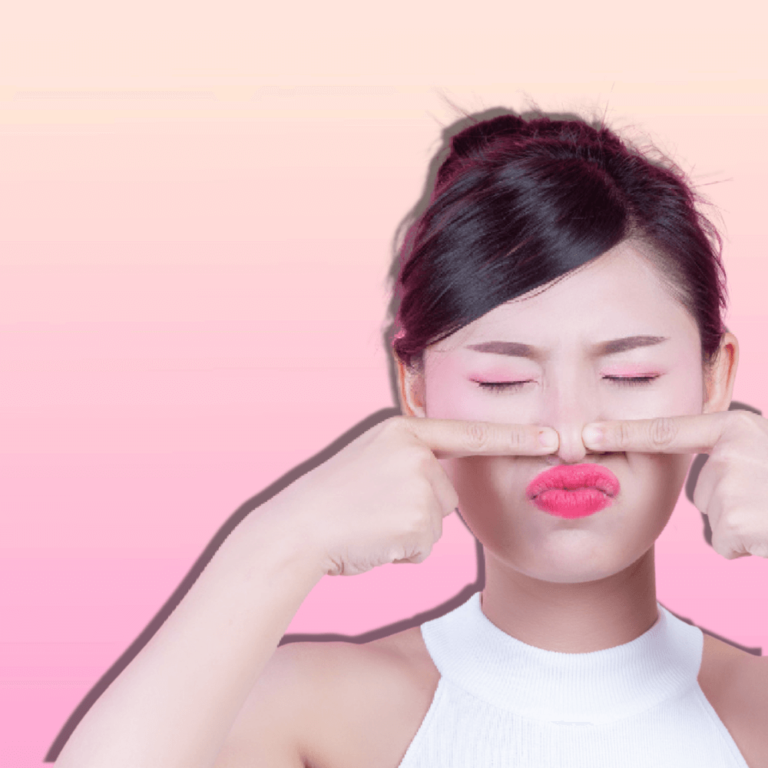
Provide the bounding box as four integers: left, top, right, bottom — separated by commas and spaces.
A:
397, 592, 749, 767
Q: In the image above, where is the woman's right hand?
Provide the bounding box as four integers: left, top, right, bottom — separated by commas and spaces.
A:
264, 416, 560, 577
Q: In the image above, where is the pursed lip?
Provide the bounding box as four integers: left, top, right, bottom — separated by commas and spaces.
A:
525, 464, 621, 500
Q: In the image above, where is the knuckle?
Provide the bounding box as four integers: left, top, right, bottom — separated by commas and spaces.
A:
714, 443, 741, 464
382, 415, 406, 436
711, 530, 734, 559
648, 417, 677, 449
507, 427, 527, 452
691, 484, 707, 511
409, 476, 434, 508
388, 546, 406, 563
463, 421, 491, 452
734, 410, 757, 429
712, 519, 746, 560
735, 409, 765, 439
410, 480, 434, 508
614, 421, 633, 450
719, 511, 744, 538
409, 446, 435, 475
397, 540, 425, 563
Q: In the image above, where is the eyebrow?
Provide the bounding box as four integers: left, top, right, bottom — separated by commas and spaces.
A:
465, 335, 669, 361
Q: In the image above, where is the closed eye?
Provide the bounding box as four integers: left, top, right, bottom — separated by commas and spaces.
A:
603, 376, 660, 387
475, 381, 530, 393
474, 375, 660, 394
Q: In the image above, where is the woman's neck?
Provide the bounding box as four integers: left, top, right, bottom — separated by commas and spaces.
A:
479, 546, 659, 653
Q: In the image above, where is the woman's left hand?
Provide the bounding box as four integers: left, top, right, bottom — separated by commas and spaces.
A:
581, 410, 768, 560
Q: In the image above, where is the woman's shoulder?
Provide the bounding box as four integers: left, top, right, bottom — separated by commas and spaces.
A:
699, 632, 768, 768
217, 625, 439, 768
290, 625, 440, 768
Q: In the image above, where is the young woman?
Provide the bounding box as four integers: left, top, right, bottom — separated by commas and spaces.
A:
55, 111, 768, 768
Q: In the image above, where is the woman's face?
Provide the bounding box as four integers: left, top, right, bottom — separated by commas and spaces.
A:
417, 240, 713, 584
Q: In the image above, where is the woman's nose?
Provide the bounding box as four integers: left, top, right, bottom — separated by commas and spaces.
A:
551, 422, 591, 464
542, 383, 601, 464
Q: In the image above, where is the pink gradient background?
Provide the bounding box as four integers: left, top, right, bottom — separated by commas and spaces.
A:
2, 4, 767, 765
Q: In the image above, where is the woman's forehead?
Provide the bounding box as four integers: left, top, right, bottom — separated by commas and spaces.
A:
428, 242, 697, 356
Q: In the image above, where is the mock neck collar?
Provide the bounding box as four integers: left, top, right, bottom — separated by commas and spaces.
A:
421, 591, 703, 725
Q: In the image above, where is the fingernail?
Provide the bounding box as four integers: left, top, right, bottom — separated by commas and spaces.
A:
583, 425, 604, 446
538, 429, 558, 449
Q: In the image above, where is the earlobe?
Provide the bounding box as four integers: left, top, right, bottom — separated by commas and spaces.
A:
396, 358, 427, 417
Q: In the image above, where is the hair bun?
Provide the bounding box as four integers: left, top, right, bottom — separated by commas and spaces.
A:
450, 115, 528, 159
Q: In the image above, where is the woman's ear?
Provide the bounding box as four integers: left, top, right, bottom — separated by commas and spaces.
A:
396, 357, 427, 417
702, 332, 739, 414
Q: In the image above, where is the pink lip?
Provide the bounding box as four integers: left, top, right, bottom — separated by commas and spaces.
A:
525, 464, 621, 519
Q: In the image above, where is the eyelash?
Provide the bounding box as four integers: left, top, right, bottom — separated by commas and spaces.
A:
477, 376, 660, 393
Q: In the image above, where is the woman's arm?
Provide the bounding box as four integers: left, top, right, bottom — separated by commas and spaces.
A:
54, 500, 325, 768
54, 416, 551, 768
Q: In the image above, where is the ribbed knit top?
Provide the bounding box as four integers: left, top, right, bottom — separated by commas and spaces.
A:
397, 592, 749, 767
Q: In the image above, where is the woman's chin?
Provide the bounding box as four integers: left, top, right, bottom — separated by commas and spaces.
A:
504, 534, 647, 585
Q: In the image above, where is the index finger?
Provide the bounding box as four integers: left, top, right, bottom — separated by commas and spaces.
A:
581, 413, 730, 455
399, 416, 560, 458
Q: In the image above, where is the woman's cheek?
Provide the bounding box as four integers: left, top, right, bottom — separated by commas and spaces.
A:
425, 378, 484, 420
627, 453, 693, 539
602, 374, 703, 422
621, 398, 700, 423
426, 379, 535, 423
442, 456, 520, 549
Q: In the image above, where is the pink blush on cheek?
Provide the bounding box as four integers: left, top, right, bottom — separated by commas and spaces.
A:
425, 361, 481, 419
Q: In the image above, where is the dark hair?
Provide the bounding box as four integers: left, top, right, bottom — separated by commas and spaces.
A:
386, 108, 728, 378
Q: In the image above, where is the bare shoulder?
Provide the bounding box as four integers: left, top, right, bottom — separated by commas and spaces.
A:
216, 625, 440, 768
296, 626, 441, 768
699, 632, 768, 768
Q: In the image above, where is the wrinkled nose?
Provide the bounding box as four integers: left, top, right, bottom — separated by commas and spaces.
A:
551, 422, 591, 464
541, 378, 602, 464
